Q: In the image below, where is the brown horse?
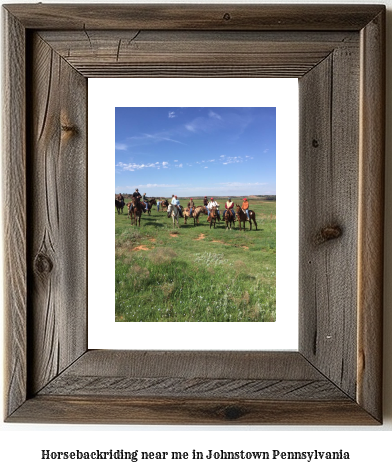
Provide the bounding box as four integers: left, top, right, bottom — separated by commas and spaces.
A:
208, 206, 220, 229
193, 206, 208, 226
182, 207, 194, 225
235, 204, 257, 231
223, 208, 235, 230
127, 197, 143, 226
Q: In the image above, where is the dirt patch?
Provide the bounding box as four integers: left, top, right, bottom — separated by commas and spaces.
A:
242, 246, 249, 250
170, 233, 179, 238
212, 240, 227, 245
149, 238, 156, 242
195, 234, 205, 240
132, 245, 150, 252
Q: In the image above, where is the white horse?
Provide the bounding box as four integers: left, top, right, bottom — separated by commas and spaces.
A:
167, 204, 180, 228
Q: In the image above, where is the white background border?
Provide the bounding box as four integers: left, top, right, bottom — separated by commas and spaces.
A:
88, 78, 299, 350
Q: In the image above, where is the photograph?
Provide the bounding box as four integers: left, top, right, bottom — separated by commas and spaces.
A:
115, 107, 276, 322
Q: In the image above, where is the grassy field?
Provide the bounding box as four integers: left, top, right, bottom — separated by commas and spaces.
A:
115, 197, 276, 322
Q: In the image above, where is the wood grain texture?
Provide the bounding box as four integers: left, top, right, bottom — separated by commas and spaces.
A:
299, 41, 360, 399
4, 4, 384, 31
37, 351, 346, 401
2, 4, 385, 425
38, 30, 358, 78
27, 33, 87, 395
58, 350, 326, 379
9, 396, 379, 425
2, 9, 27, 419
357, 9, 385, 422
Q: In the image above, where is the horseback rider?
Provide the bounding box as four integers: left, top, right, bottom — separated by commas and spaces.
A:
207, 197, 220, 221
172, 195, 183, 217
242, 198, 250, 219
223, 198, 235, 220
142, 192, 149, 212
129, 188, 143, 212
187, 198, 195, 217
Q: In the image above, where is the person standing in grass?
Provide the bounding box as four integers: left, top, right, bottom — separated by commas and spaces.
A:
203, 196, 208, 211
157, 199, 160, 212
242, 198, 250, 220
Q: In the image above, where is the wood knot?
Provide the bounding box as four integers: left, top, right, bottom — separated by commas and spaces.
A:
315, 225, 342, 244
223, 405, 244, 420
223, 13, 231, 21
61, 124, 77, 133
34, 252, 53, 274
312, 139, 319, 148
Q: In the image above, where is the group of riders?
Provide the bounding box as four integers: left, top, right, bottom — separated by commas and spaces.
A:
116, 188, 252, 222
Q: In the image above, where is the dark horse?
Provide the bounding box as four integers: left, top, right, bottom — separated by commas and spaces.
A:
223, 208, 235, 230
127, 197, 143, 226
143, 198, 157, 215
235, 204, 257, 231
115, 198, 125, 214
159, 199, 169, 212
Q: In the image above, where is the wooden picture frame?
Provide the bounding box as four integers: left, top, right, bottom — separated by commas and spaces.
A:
3, 4, 385, 424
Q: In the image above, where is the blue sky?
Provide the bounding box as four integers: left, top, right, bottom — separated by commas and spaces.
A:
115, 107, 276, 197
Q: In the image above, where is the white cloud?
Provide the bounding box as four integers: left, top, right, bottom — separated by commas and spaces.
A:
116, 161, 168, 171
128, 132, 185, 145
168, 111, 176, 119
209, 110, 222, 120
219, 155, 244, 165
115, 143, 128, 151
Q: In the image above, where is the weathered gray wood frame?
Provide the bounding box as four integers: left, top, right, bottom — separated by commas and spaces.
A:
3, 4, 385, 424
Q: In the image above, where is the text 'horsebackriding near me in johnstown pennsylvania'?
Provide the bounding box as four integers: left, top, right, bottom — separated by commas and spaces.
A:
115, 107, 276, 322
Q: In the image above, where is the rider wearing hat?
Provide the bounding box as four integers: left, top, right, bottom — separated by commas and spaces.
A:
129, 188, 142, 212
242, 198, 250, 219
207, 197, 220, 221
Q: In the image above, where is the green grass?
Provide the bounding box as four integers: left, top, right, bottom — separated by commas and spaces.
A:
115, 198, 276, 322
